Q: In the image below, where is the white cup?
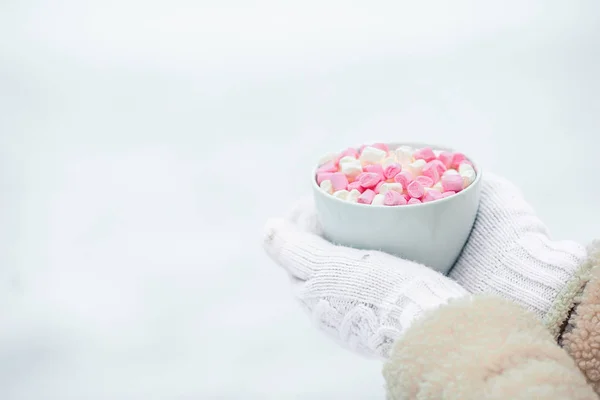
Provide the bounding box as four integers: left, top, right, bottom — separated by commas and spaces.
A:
312, 143, 482, 275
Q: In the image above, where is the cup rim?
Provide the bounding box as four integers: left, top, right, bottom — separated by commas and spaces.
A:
311, 142, 482, 208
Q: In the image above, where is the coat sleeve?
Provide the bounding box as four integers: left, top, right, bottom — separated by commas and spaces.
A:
382, 296, 597, 400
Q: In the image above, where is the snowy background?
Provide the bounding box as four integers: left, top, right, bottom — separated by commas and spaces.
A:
1, 1, 599, 399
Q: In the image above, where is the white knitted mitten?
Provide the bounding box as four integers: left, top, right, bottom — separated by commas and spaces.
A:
449, 174, 590, 336
264, 203, 467, 358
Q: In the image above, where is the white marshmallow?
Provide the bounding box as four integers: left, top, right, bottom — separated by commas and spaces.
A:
458, 163, 475, 174
395, 146, 414, 166
340, 159, 363, 180
338, 155, 357, 165
347, 189, 361, 202
379, 183, 403, 194
359, 146, 387, 165
332, 189, 349, 200
424, 187, 442, 194
382, 155, 398, 167
372, 194, 385, 205
406, 159, 426, 177
320, 180, 333, 194
443, 168, 459, 176
318, 152, 338, 165
432, 181, 444, 192
461, 170, 476, 188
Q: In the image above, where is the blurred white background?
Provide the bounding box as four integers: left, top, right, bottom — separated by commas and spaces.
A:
1, 1, 599, 399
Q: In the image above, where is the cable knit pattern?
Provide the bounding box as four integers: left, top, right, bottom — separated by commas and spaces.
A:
450, 174, 586, 321
264, 218, 467, 358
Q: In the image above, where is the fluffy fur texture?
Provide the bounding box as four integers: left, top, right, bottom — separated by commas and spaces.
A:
383, 296, 597, 400
562, 241, 600, 395
546, 241, 600, 339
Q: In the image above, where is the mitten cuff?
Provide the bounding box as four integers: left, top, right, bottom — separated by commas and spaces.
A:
544, 241, 600, 339
383, 295, 596, 399
559, 240, 600, 394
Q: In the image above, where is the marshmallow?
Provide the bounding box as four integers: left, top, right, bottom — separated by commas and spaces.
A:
340, 160, 363, 180
333, 189, 349, 200
317, 172, 334, 185
330, 172, 349, 191
364, 164, 385, 178
357, 189, 376, 204
371, 143, 390, 152
413, 147, 436, 162
384, 190, 407, 206
451, 153, 467, 169
320, 180, 333, 194
422, 190, 443, 203
382, 155, 398, 167
461, 169, 476, 188
347, 189, 362, 202
318, 153, 338, 165
317, 160, 338, 173
358, 172, 383, 188
372, 193, 385, 205
347, 181, 366, 193
415, 175, 434, 188
406, 159, 426, 177
359, 146, 387, 165
441, 174, 463, 192
395, 146, 414, 166
437, 151, 453, 168
315, 144, 476, 205
339, 147, 359, 159
339, 155, 358, 165
383, 163, 402, 179
407, 181, 425, 199
394, 171, 414, 188
379, 182, 403, 194
458, 163, 474, 174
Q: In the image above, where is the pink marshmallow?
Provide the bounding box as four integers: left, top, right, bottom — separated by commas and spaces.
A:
441, 191, 456, 198
402, 194, 411, 202
383, 163, 402, 179
437, 151, 453, 168
421, 163, 440, 182
407, 181, 425, 198
384, 190, 408, 206
441, 174, 463, 192
358, 172, 383, 188
317, 172, 334, 185
317, 160, 338, 173
422, 190, 443, 203
347, 181, 365, 193
374, 181, 385, 194
329, 172, 349, 191
407, 197, 422, 205
364, 164, 385, 178
371, 143, 389, 152
339, 147, 359, 159
357, 189, 376, 204
430, 159, 447, 174
413, 147, 436, 162
451, 153, 467, 169
393, 171, 413, 187
415, 175, 434, 188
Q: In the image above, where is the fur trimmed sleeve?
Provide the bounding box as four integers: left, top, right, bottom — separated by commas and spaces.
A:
382, 296, 597, 400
